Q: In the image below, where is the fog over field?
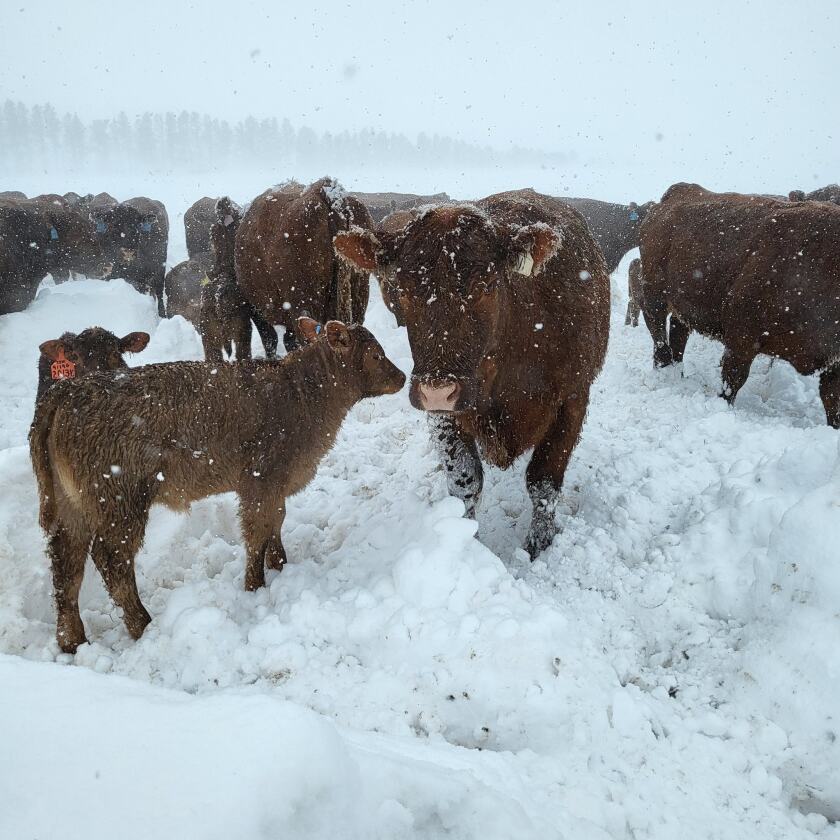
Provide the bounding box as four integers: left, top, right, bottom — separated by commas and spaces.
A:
2, 0, 838, 197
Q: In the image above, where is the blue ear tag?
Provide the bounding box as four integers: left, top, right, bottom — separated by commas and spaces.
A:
629, 210, 639, 222
141, 221, 152, 233
315, 324, 322, 334
50, 226, 59, 240
96, 221, 107, 233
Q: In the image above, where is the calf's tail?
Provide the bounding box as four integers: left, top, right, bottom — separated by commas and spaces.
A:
29, 394, 61, 532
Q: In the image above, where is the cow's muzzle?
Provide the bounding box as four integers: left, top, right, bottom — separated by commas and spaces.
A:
410, 377, 463, 412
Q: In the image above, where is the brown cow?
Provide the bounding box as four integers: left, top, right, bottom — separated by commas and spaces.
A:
334, 189, 610, 556
640, 182, 840, 424
788, 184, 840, 205
200, 196, 278, 361
236, 178, 374, 354
164, 252, 214, 324
30, 319, 405, 652
184, 196, 217, 258
36, 327, 150, 402
349, 191, 451, 224
625, 257, 643, 327
374, 208, 420, 326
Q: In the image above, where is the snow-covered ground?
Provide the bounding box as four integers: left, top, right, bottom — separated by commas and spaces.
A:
1, 180, 839, 839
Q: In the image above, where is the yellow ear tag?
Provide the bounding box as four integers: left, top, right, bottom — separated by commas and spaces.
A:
200, 275, 211, 287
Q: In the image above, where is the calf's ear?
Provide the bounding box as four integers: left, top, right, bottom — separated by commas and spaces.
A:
324, 320, 352, 353
39, 339, 66, 360
296, 316, 323, 344
334, 227, 381, 273
509, 223, 561, 277
119, 332, 151, 353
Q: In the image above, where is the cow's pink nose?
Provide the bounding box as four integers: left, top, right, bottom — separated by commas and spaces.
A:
419, 381, 461, 411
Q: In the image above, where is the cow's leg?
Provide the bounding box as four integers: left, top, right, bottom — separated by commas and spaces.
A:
282, 327, 298, 355
668, 316, 691, 364
250, 306, 278, 359
642, 287, 673, 367
239, 490, 286, 590
153, 265, 166, 317
233, 315, 253, 361
720, 346, 754, 405
819, 366, 840, 428
49, 525, 90, 653
524, 393, 590, 558
90, 528, 151, 641
430, 414, 484, 518
624, 299, 640, 327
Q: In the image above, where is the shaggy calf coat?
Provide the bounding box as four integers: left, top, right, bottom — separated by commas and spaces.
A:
30, 320, 405, 652
335, 188, 610, 556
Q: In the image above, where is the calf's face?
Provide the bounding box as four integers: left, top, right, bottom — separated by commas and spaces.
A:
39, 328, 150, 380
297, 317, 405, 397
334, 207, 559, 413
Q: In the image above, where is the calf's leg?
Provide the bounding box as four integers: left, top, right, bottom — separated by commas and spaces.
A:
239, 491, 287, 590
819, 366, 840, 428
90, 533, 151, 640
49, 525, 91, 653
525, 394, 590, 558
431, 415, 484, 518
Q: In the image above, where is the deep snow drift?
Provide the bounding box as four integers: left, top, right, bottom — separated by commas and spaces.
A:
1, 195, 839, 838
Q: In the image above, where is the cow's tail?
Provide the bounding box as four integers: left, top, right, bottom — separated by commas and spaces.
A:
29, 394, 61, 532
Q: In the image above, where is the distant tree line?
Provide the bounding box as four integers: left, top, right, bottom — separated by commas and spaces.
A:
0, 100, 566, 175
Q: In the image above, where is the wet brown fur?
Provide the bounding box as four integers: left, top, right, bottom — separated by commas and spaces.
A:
30, 323, 405, 652
235, 178, 373, 352
335, 188, 610, 555
640, 182, 840, 424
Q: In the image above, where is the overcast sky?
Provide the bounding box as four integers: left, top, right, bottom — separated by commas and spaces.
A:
2, 0, 838, 186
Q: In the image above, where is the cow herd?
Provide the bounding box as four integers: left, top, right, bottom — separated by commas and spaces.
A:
3, 176, 839, 652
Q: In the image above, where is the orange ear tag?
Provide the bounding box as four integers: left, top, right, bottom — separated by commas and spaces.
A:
51, 349, 76, 381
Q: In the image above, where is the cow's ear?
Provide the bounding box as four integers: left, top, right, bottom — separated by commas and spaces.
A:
508, 223, 561, 277
39, 339, 66, 361
119, 332, 150, 353
324, 320, 352, 353
296, 316, 323, 344
334, 227, 383, 273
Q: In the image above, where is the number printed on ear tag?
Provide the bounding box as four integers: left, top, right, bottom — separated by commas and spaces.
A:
51, 350, 76, 381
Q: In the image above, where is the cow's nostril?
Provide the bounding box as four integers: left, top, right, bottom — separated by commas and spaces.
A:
418, 380, 462, 411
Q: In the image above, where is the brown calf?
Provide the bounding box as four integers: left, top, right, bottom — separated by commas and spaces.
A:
335, 189, 609, 556
640, 183, 840, 424
30, 320, 405, 652
36, 328, 150, 402
625, 257, 643, 327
